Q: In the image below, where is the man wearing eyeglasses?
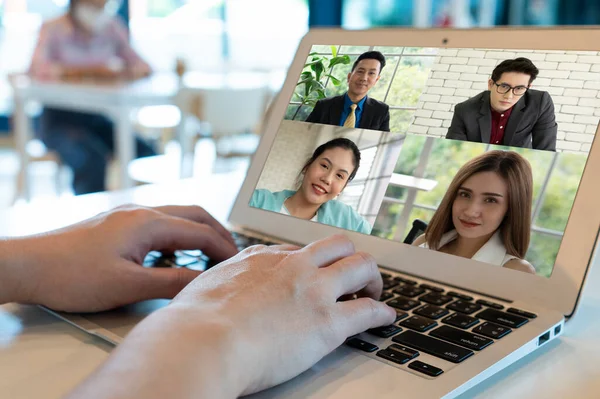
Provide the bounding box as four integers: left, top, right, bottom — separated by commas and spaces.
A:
446, 57, 557, 151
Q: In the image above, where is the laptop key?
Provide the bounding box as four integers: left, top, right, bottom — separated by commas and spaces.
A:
387, 297, 420, 311
442, 312, 480, 329
447, 291, 474, 301
399, 315, 438, 332
379, 291, 394, 302
380, 272, 392, 279
388, 344, 419, 359
507, 308, 537, 319
447, 300, 482, 315
368, 325, 403, 338
476, 309, 529, 328
393, 330, 474, 363
408, 360, 444, 377
383, 279, 400, 290
346, 338, 378, 353
430, 325, 493, 351
414, 304, 450, 320
419, 292, 453, 306
476, 299, 504, 310
393, 285, 426, 298
473, 321, 512, 339
394, 277, 418, 285
419, 284, 444, 293
376, 349, 411, 365
395, 310, 409, 322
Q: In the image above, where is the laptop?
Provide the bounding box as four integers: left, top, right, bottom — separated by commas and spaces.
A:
47, 27, 600, 399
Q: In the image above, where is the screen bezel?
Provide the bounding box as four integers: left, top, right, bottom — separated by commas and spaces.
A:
230, 27, 600, 317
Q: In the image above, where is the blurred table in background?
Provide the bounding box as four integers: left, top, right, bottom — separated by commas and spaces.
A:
10, 70, 284, 201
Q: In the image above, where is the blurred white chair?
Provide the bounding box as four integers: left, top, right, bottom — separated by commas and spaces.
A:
133, 105, 182, 152
12, 138, 69, 203
184, 85, 271, 155
128, 76, 272, 184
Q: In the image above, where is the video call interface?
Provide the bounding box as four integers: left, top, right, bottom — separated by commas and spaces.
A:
250, 44, 600, 278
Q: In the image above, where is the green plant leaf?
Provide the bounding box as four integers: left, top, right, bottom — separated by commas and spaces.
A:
325, 74, 341, 86
304, 59, 322, 67
304, 79, 315, 98
328, 55, 351, 69
330, 45, 338, 58
296, 75, 314, 86
311, 61, 325, 82
316, 89, 326, 99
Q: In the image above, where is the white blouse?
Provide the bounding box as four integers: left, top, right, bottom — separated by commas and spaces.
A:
419, 230, 520, 267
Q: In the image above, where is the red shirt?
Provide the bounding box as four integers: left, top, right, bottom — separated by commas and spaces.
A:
490, 106, 513, 145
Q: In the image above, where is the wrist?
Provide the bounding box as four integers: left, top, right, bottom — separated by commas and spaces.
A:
75, 303, 248, 399
151, 304, 248, 398
0, 237, 39, 305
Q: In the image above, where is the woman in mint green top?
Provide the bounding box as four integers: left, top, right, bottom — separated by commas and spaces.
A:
250, 138, 372, 234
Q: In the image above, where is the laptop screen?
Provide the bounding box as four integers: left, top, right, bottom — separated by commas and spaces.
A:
250, 45, 600, 278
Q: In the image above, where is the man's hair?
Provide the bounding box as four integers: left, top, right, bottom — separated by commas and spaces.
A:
351, 51, 386, 74
491, 57, 539, 85
424, 150, 533, 259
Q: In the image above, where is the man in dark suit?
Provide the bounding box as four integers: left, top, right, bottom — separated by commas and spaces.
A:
446, 57, 557, 151
306, 51, 390, 132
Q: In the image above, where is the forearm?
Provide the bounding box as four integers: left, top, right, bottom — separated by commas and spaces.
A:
0, 238, 37, 305
66, 304, 246, 399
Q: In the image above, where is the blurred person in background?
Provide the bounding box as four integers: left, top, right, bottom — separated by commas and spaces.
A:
28, 0, 156, 195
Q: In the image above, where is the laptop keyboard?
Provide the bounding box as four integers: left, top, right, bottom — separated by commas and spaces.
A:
143, 235, 538, 379
346, 271, 537, 378
142, 231, 276, 271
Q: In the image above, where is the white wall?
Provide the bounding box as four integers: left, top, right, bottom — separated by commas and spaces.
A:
256, 120, 321, 192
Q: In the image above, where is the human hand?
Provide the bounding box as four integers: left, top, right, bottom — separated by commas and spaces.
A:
172, 234, 396, 396
7, 204, 238, 312
66, 235, 395, 399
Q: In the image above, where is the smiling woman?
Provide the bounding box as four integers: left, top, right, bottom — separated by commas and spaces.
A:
250, 138, 372, 234
412, 150, 536, 274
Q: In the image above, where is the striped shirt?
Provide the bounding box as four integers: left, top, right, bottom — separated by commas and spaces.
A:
29, 14, 150, 79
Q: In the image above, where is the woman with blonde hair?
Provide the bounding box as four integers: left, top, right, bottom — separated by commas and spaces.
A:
413, 150, 536, 274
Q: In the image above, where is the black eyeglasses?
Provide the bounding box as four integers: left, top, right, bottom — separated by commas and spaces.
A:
493, 82, 529, 96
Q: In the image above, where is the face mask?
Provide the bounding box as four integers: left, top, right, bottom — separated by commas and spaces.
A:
74, 4, 111, 33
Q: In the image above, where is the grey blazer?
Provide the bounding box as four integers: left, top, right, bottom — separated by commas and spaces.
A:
445, 89, 558, 151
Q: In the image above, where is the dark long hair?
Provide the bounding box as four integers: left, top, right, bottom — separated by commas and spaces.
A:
298, 137, 361, 185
